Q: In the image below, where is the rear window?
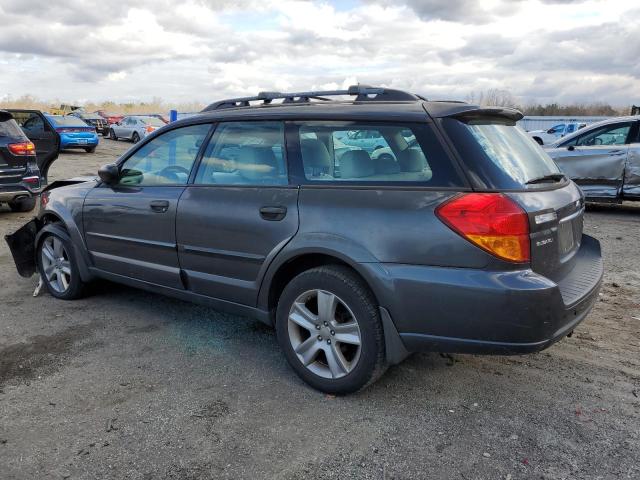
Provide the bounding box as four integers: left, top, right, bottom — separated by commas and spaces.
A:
295, 122, 464, 187
48, 116, 89, 127
140, 117, 166, 127
0, 118, 27, 139
441, 118, 562, 189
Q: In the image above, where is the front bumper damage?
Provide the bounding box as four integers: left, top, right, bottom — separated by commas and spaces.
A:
5, 218, 39, 277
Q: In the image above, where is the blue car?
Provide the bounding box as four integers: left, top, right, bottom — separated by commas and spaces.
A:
45, 115, 99, 153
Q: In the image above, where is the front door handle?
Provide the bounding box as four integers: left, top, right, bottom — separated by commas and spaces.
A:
150, 200, 170, 213
260, 206, 287, 221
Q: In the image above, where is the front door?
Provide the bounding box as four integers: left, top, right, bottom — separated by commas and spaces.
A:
553, 121, 633, 200
176, 121, 299, 306
83, 123, 212, 289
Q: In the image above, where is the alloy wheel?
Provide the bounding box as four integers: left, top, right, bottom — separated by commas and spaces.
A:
40, 236, 72, 293
287, 289, 362, 379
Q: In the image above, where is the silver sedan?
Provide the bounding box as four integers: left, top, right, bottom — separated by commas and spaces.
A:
545, 116, 640, 202
108, 116, 166, 143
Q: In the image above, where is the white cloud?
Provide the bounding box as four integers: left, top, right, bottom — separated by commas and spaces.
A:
0, 0, 637, 106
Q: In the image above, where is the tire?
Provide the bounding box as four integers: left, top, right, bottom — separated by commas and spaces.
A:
8, 197, 36, 212
36, 230, 86, 300
132, 132, 140, 143
85, 147, 96, 153
533, 137, 543, 145
109, 129, 117, 140
377, 153, 394, 162
276, 265, 386, 394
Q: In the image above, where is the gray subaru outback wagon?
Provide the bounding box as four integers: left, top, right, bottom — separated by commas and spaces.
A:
6, 86, 603, 394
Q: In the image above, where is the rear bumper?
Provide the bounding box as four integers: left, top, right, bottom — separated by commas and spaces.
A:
381, 234, 603, 355
0, 184, 41, 203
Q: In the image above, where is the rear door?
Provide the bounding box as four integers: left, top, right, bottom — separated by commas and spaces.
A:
83, 123, 211, 288
551, 121, 633, 200
176, 121, 299, 306
9, 109, 59, 181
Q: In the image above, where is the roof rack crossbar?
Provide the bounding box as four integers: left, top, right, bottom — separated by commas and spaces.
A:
202, 85, 421, 112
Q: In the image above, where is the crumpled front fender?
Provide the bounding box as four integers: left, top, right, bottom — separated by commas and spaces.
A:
4, 218, 40, 277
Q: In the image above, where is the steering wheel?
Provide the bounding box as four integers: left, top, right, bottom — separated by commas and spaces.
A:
158, 165, 190, 182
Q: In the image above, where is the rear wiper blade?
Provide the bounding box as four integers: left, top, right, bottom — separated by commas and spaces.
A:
525, 173, 566, 185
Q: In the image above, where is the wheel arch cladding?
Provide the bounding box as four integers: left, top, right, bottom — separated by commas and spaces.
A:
36, 220, 93, 282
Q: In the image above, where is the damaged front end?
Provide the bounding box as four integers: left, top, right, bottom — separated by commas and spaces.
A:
4, 176, 95, 278
5, 217, 40, 277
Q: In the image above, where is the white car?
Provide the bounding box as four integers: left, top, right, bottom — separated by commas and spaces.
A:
528, 122, 586, 145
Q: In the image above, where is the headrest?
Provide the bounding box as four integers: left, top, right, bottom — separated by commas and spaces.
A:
375, 154, 401, 174
236, 145, 278, 181
301, 138, 331, 169
398, 149, 426, 172
340, 150, 374, 178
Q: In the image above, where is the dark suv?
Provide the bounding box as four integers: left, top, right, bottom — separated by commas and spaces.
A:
5, 86, 603, 393
0, 110, 42, 212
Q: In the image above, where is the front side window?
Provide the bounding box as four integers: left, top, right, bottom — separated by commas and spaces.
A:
297, 122, 464, 186
194, 121, 287, 186
117, 123, 211, 186
562, 122, 632, 147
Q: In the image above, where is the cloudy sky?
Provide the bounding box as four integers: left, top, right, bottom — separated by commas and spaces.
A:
0, 0, 638, 106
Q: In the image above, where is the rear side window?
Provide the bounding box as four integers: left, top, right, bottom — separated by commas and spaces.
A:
560, 122, 632, 147
441, 118, 561, 190
295, 122, 464, 186
0, 118, 27, 139
195, 121, 288, 186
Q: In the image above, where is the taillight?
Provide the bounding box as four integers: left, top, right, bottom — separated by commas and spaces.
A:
23, 176, 40, 187
8, 141, 36, 155
145, 126, 155, 133
436, 193, 530, 263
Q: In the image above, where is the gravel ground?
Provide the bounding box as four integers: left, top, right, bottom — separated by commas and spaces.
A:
1, 140, 639, 480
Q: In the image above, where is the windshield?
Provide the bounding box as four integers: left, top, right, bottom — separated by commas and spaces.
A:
140, 117, 166, 127
442, 118, 562, 189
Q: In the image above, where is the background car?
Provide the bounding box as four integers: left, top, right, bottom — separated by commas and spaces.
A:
545, 116, 640, 201
94, 110, 124, 127
108, 115, 166, 143
528, 122, 586, 145
45, 115, 99, 153
0, 110, 41, 211
67, 110, 109, 136
7, 109, 60, 182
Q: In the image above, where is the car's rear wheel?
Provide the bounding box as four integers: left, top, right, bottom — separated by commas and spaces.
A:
8, 197, 36, 212
132, 132, 140, 143
85, 147, 96, 153
276, 265, 386, 394
109, 129, 117, 140
533, 137, 543, 145
37, 231, 85, 300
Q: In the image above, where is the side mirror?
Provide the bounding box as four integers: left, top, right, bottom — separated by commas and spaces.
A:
567, 145, 575, 151
98, 163, 119, 184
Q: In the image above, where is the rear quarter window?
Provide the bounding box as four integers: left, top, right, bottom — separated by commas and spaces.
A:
0, 118, 27, 139
293, 121, 465, 187
441, 117, 562, 190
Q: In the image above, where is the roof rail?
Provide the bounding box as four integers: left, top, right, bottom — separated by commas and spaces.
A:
202, 85, 423, 112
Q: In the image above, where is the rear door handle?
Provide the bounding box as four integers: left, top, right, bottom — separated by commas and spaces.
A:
150, 200, 170, 213
259, 206, 287, 221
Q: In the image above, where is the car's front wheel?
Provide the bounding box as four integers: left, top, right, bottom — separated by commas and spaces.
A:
37, 230, 86, 300
276, 265, 386, 394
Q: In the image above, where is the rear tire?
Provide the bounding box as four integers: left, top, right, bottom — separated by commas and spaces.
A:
275, 265, 386, 394
36, 230, 86, 300
132, 132, 140, 143
533, 137, 543, 145
8, 197, 36, 212
109, 129, 117, 140
85, 147, 96, 153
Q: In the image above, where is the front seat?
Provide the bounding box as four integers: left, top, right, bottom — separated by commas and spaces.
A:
301, 139, 333, 178
236, 145, 284, 184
